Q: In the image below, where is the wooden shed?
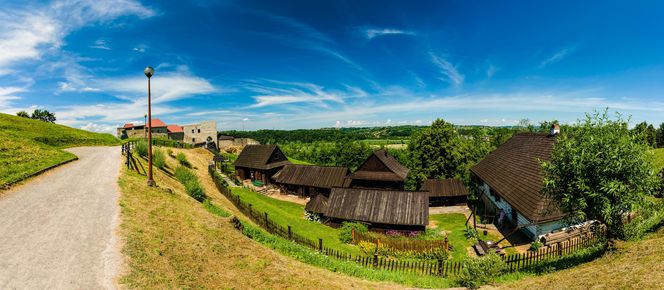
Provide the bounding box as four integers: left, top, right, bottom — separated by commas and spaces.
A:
305, 194, 329, 214
324, 187, 429, 232
345, 149, 409, 190
420, 178, 469, 206
233, 144, 290, 185
272, 164, 350, 197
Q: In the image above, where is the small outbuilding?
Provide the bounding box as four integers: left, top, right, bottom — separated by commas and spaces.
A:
234, 144, 290, 185
305, 194, 329, 215
272, 164, 350, 197
345, 149, 409, 190
323, 187, 429, 232
420, 178, 469, 206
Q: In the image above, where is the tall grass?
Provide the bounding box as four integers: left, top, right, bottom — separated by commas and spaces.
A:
153, 148, 166, 169
176, 152, 191, 167
175, 165, 206, 202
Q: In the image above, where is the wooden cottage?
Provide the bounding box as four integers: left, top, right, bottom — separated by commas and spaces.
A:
345, 149, 409, 190
272, 164, 349, 197
471, 132, 565, 240
420, 178, 469, 206
323, 188, 429, 232
234, 144, 290, 185
305, 194, 329, 215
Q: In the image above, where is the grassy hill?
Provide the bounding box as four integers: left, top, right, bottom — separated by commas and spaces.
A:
0, 113, 119, 187
118, 147, 399, 289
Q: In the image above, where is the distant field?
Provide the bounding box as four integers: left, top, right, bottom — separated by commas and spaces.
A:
0, 113, 119, 187
652, 148, 664, 170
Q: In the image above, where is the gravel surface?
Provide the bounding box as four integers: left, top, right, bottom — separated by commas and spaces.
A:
0, 146, 122, 290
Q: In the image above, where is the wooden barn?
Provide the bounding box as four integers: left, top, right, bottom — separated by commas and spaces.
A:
323, 187, 429, 232
233, 144, 290, 185
471, 131, 566, 240
304, 194, 329, 215
420, 178, 469, 206
345, 149, 409, 190
272, 164, 349, 197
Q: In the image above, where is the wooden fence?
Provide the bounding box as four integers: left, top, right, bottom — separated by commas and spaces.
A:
208, 164, 605, 277
123, 139, 193, 149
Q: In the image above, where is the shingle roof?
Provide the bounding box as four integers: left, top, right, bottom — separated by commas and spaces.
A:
325, 188, 429, 226
167, 124, 183, 133
272, 165, 349, 189
420, 178, 469, 197
146, 118, 167, 128
471, 132, 564, 222
233, 144, 291, 170
123, 123, 134, 129
346, 149, 409, 182
305, 194, 329, 214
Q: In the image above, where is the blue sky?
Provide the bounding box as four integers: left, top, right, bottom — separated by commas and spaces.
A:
1, 0, 664, 133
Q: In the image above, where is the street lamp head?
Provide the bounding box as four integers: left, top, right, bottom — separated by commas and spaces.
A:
144, 66, 154, 78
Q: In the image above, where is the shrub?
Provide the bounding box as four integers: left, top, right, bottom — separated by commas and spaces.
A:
176, 152, 191, 167
622, 198, 664, 240
338, 221, 368, 243
153, 148, 166, 170
174, 165, 206, 202
455, 253, 507, 289
304, 210, 322, 223
529, 241, 543, 252
166, 148, 173, 157
135, 140, 148, 157
464, 228, 479, 239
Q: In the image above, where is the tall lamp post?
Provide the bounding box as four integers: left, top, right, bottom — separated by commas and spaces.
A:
144, 66, 155, 187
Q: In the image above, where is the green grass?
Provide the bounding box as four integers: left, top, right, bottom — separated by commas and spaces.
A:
430, 213, 516, 261
287, 157, 313, 165
0, 113, 119, 187
651, 148, 664, 170
231, 187, 360, 254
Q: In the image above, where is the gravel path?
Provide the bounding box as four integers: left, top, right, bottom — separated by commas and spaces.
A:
0, 146, 123, 290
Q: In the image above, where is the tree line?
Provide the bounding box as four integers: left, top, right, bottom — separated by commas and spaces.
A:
631, 121, 664, 148
16, 109, 57, 123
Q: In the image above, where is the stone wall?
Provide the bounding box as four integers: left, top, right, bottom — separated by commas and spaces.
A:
183, 120, 217, 148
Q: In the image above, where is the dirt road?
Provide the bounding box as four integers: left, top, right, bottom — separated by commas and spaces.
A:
0, 147, 122, 290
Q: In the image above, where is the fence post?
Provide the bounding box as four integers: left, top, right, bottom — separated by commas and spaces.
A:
444, 236, 449, 252
288, 225, 292, 240
437, 259, 443, 276
373, 253, 378, 267
557, 242, 562, 256
352, 228, 355, 243
318, 238, 323, 252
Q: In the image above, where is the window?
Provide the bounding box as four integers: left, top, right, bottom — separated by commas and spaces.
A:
191, 129, 194, 133
495, 193, 501, 202
197, 129, 200, 133
192, 138, 195, 142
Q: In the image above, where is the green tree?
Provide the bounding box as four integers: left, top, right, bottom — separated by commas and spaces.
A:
657, 122, 664, 148
30, 109, 56, 123
542, 110, 659, 238
16, 111, 30, 118
408, 118, 469, 187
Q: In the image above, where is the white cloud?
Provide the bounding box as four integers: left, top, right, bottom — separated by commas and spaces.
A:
540, 47, 575, 68
243, 80, 350, 108
96, 73, 215, 103
486, 64, 499, 79
133, 46, 146, 53
364, 28, 415, 39
430, 53, 464, 86
0, 86, 25, 109
80, 122, 117, 134
90, 39, 110, 50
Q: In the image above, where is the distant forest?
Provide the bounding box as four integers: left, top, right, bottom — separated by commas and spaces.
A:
219, 125, 426, 144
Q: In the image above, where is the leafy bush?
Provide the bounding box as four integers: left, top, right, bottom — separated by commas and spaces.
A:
529, 241, 543, 252
174, 165, 206, 202
338, 221, 368, 243
153, 148, 166, 169
135, 140, 148, 157
166, 148, 173, 157
464, 228, 479, 239
455, 253, 507, 289
304, 210, 322, 223
176, 152, 191, 167
622, 198, 664, 240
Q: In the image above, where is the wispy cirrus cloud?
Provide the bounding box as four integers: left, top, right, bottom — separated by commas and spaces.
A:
540, 46, 577, 68
90, 39, 110, 50
243, 80, 349, 108
96, 73, 216, 103
430, 52, 464, 86
363, 28, 415, 39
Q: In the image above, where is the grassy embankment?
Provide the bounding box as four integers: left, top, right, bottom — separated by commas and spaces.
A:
494, 227, 664, 289
118, 147, 403, 289
0, 113, 119, 187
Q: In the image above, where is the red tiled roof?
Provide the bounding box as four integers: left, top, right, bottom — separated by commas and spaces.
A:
167, 124, 183, 133
146, 118, 167, 128
123, 123, 134, 129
